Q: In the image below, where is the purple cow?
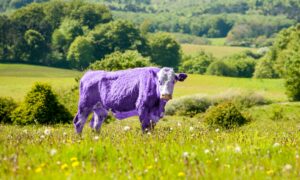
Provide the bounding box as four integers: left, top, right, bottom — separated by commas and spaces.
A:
73, 67, 187, 133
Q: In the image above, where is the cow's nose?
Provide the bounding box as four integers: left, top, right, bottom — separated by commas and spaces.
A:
161, 94, 172, 100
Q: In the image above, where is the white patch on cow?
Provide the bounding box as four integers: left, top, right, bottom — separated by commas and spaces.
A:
157, 68, 176, 97
93, 112, 99, 129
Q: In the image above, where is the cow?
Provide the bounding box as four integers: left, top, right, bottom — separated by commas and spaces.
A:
73, 67, 187, 134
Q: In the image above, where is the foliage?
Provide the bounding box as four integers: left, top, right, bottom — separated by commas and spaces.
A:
165, 90, 269, 117
204, 102, 248, 129
212, 90, 269, 109
67, 36, 94, 70
165, 95, 211, 117
253, 57, 279, 78
148, 33, 181, 68
88, 20, 145, 61
206, 60, 235, 77
179, 51, 215, 74
0, 97, 17, 123
283, 52, 300, 101
221, 51, 257, 77
88, 50, 154, 71
10, 82, 72, 125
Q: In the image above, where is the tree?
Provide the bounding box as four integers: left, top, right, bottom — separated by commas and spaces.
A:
88, 50, 154, 71
179, 51, 215, 74
69, 2, 112, 29
88, 20, 145, 60
24, 29, 47, 63
283, 52, 300, 101
67, 36, 94, 70
148, 33, 181, 69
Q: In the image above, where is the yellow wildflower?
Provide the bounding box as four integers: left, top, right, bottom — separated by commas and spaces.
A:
72, 161, 80, 168
178, 172, 185, 177
61, 163, 68, 170
70, 157, 78, 162
267, 170, 274, 175
35, 167, 42, 173
40, 163, 46, 168
147, 165, 153, 170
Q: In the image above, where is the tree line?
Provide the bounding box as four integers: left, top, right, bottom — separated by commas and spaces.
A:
0, 1, 181, 70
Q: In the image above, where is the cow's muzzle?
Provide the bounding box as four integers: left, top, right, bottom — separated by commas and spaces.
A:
161, 94, 172, 100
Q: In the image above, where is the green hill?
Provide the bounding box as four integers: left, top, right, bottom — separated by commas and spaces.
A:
0, 63, 285, 101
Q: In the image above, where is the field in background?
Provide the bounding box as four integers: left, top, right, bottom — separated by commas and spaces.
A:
0, 64, 286, 101
0, 64, 81, 100
208, 38, 226, 46
181, 44, 258, 58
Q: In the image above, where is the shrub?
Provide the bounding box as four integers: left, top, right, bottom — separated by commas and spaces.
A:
165, 91, 269, 117
0, 97, 17, 123
88, 50, 154, 71
179, 51, 215, 74
222, 52, 257, 77
206, 60, 236, 76
204, 102, 248, 129
212, 90, 269, 109
11, 83, 72, 125
165, 95, 212, 117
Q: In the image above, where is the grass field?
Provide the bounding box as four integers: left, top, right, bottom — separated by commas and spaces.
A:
1, 63, 297, 179
1, 103, 300, 179
0, 64, 286, 101
181, 44, 258, 58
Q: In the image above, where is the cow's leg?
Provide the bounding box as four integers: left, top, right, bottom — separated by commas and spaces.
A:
138, 108, 153, 133
90, 108, 108, 133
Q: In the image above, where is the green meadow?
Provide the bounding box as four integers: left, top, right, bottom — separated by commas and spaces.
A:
1, 63, 299, 179
0, 64, 285, 101
181, 44, 258, 58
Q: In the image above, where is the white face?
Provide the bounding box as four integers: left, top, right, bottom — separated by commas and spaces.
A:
157, 68, 176, 100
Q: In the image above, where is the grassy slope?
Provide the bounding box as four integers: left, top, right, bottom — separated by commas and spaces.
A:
0, 64, 82, 100
0, 64, 286, 101
181, 44, 257, 58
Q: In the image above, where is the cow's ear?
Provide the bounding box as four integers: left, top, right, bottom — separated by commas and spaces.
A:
175, 73, 187, 82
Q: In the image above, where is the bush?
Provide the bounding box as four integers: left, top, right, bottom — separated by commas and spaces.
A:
165, 91, 268, 117
0, 97, 17, 123
204, 102, 248, 129
179, 51, 215, 74
222, 52, 257, 77
165, 95, 211, 117
212, 90, 269, 109
11, 83, 72, 125
88, 50, 154, 71
206, 60, 236, 76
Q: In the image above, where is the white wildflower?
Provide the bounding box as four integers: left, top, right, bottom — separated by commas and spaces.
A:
123, 126, 131, 131
234, 146, 241, 153
50, 149, 57, 156
189, 126, 194, 131
94, 136, 99, 141
282, 164, 292, 172
296, 154, 299, 159
204, 149, 210, 154
147, 132, 152, 135
177, 122, 182, 127
215, 128, 220, 132
273, 142, 280, 148
182, 152, 189, 158
40, 135, 45, 139
63, 132, 67, 136
44, 129, 51, 136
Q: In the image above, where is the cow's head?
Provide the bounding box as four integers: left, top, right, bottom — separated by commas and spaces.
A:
157, 67, 187, 100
